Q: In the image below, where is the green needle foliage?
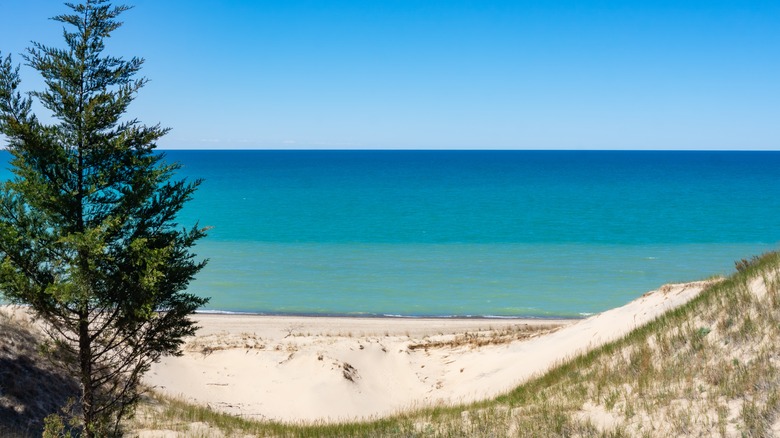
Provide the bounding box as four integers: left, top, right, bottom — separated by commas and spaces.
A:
0, 1, 208, 436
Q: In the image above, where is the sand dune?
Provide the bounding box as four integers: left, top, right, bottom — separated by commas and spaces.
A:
146, 280, 710, 423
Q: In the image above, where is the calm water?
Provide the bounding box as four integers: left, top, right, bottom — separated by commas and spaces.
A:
162, 150, 780, 317
5, 150, 780, 317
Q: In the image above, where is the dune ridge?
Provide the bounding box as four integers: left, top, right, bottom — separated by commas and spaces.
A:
146, 280, 710, 423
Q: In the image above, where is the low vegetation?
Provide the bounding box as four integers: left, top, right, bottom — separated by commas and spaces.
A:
3, 251, 779, 436
407, 323, 563, 351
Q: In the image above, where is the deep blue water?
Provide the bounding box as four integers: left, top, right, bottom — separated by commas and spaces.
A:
171, 150, 779, 245
5, 150, 780, 317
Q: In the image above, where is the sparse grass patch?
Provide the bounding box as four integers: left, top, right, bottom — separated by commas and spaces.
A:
406, 323, 562, 351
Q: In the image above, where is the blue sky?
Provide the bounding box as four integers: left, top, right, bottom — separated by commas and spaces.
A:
1, 0, 778, 150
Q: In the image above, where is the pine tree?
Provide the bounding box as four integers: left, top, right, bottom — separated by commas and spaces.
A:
0, 1, 208, 435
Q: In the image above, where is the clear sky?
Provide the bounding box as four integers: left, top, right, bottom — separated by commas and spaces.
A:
1, 0, 778, 150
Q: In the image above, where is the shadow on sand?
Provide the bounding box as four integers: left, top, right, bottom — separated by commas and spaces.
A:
0, 316, 79, 437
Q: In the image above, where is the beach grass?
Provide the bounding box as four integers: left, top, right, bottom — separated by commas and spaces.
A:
126, 250, 780, 437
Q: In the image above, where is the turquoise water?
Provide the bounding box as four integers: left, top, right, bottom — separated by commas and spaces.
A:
4, 150, 780, 317
161, 150, 780, 317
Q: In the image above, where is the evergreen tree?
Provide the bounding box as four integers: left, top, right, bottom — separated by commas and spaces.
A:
0, 1, 208, 435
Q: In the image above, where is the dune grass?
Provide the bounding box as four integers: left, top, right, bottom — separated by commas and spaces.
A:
128, 251, 780, 437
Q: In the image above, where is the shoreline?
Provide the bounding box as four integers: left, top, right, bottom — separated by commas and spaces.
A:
1, 302, 582, 321
185, 312, 571, 340
194, 308, 584, 320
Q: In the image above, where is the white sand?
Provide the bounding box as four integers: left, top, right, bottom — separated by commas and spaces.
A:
146, 280, 710, 423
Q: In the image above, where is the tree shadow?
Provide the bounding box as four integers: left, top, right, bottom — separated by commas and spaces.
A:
0, 319, 80, 437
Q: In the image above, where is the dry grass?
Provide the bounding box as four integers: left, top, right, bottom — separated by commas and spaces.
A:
406, 323, 562, 351
183, 333, 267, 356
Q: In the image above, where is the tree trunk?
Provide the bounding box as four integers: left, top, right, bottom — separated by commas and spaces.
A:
79, 312, 95, 438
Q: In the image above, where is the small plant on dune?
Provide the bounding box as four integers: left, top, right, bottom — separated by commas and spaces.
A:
735, 255, 762, 273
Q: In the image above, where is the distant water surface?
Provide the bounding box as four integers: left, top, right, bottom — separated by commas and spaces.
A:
5, 150, 780, 317
168, 150, 780, 317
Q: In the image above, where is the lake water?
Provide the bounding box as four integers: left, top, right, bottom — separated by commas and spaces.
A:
4, 150, 779, 317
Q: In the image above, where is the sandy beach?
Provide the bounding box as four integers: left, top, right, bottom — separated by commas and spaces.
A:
146, 280, 710, 423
